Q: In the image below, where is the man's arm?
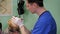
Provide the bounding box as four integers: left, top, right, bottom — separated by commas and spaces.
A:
19, 25, 31, 34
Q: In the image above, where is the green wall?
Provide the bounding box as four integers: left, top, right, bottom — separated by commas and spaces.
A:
0, 0, 60, 34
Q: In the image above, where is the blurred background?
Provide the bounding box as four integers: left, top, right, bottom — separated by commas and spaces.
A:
0, 0, 60, 34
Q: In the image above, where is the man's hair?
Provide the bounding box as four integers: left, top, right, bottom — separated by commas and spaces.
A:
27, 0, 44, 7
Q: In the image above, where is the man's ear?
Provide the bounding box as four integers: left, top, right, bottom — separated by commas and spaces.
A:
32, 3, 38, 8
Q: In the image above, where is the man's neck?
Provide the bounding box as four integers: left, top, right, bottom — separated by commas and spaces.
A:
36, 7, 46, 16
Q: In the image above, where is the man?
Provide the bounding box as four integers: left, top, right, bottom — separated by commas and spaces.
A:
8, 0, 57, 34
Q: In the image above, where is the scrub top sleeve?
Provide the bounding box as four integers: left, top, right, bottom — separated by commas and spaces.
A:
32, 23, 51, 34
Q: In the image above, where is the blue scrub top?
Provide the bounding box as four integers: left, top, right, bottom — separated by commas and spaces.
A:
31, 11, 57, 34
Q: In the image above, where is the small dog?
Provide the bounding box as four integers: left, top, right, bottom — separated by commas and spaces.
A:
4, 19, 21, 34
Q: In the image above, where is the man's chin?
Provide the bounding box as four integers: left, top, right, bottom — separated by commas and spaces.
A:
31, 12, 35, 14
30, 11, 35, 14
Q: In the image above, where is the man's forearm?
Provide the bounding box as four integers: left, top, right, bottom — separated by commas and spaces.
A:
19, 25, 31, 34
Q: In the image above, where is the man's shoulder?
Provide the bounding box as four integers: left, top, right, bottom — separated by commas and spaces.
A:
38, 11, 55, 24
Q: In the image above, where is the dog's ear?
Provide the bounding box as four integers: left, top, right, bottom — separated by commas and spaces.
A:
8, 19, 19, 32
8, 19, 18, 29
